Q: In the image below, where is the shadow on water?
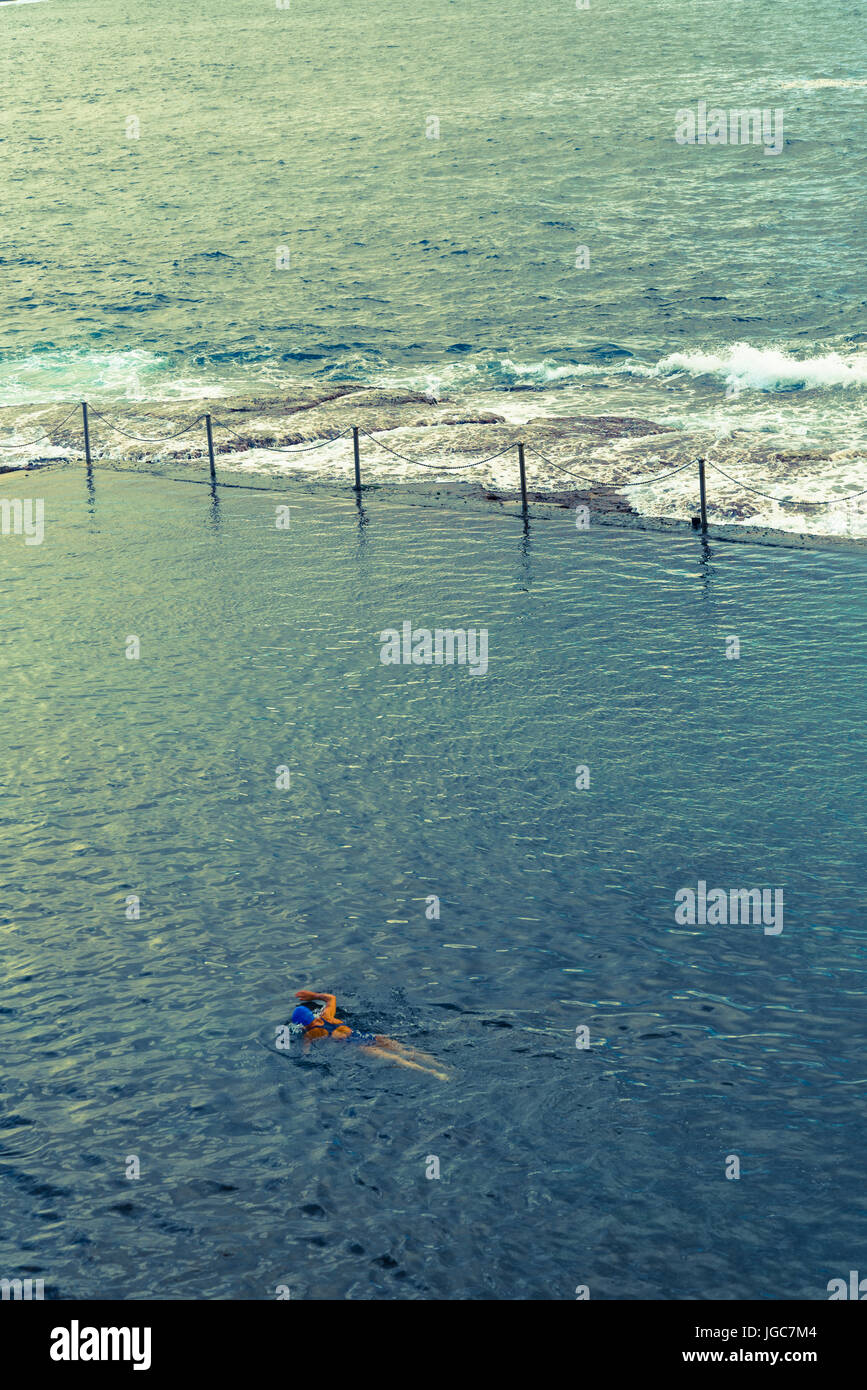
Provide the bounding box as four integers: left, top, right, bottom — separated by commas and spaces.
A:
696, 533, 717, 605
516, 515, 533, 592
208, 481, 221, 530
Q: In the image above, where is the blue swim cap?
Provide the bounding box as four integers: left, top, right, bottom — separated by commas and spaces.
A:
291, 1005, 315, 1027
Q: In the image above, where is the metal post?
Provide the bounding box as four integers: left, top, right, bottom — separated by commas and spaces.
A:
205, 413, 216, 484
698, 456, 708, 533
518, 441, 528, 516
353, 426, 362, 491
82, 401, 91, 468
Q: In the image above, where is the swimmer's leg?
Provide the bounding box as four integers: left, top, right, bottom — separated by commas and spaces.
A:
373, 1036, 442, 1066
360, 1044, 448, 1080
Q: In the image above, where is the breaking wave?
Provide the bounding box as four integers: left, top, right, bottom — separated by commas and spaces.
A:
646, 344, 867, 394
2, 342, 866, 406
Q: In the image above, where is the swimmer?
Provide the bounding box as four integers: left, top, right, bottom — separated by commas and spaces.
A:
290, 990, 448, 1080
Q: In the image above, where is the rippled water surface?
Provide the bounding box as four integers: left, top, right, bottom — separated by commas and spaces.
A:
2, 0, 867, 502
4, 0, 865, 359
0, 470, 864, 1299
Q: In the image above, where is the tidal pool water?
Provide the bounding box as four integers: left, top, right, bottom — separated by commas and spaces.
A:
0, 467, 864, 1299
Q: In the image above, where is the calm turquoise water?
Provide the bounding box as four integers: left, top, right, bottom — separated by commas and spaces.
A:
0, 469, 865, 1298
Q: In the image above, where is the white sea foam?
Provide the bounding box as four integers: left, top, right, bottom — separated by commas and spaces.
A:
373, 347, 867, 398
779, 78, 867, 90
0, 349, 229, 403
4, 343, 866, 406
647, 344, 867, 393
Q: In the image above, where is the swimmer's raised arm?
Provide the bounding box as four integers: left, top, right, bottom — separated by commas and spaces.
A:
317, 993, 338, 1021
296, 989, 338, 1021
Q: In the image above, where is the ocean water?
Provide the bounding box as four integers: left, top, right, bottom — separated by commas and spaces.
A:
0, 467, 865, 1299
1, 0, 866, 533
